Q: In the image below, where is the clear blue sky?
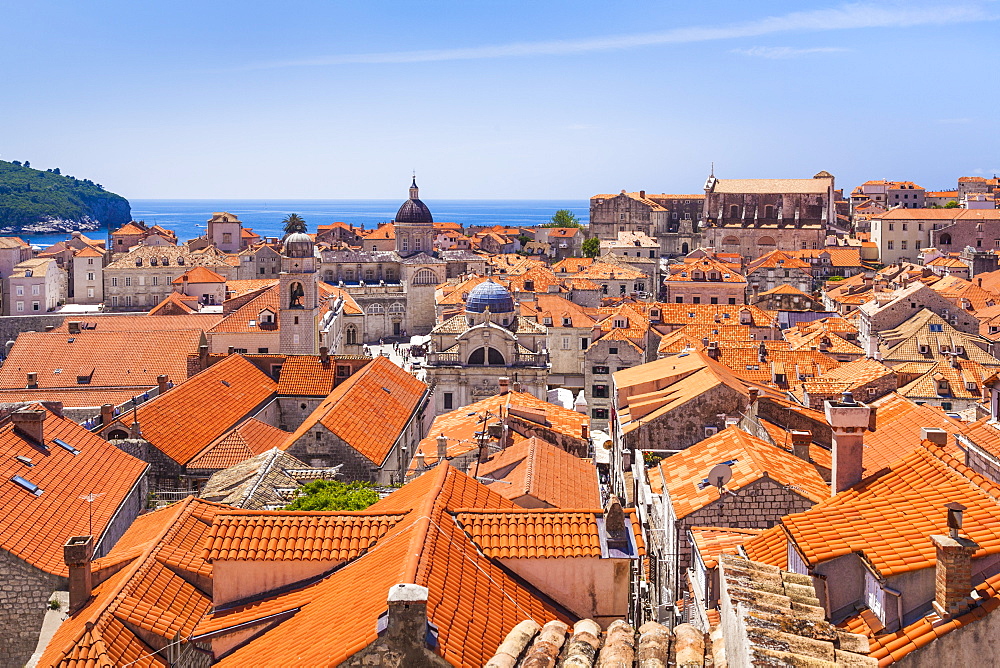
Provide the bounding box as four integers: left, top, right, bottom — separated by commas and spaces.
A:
2, 1, 998, 199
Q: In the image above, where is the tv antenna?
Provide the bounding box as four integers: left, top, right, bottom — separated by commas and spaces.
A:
79, 492, 106, 537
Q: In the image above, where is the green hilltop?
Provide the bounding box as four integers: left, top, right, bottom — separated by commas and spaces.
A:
0, 159, 131, 233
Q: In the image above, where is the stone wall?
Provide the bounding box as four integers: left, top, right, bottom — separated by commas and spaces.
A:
623, 383, 746, 452
965, 443, 1000, 485
0, 549, 62, 668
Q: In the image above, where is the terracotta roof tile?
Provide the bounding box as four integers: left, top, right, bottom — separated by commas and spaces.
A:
649, 426, 829, 517
0, 330, 205, 391
186, 418, 289, 471
274, 356, 339, 395
690, 526, 763, 569
473, 437, 601, 508
0, 409, 148, 576
455, 509, 603, 558
741, 524, 789, 569
283, 356, 426, 465
135, 354, 278, 466
862, 392, 965, 475
0, 387, 146, 408
780, 441, 1000, 577
203, 511, 407, 561
48, 314, 222, 333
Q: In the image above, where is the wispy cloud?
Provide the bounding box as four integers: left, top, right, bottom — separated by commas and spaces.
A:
732, 46, 849, 59
241, 2, 994, 70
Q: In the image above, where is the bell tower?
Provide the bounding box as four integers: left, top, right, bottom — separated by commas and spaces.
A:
393, 177, 436, 257
279, 232, 320, 354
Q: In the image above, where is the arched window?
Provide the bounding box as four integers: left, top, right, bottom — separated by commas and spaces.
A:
389, 302, 405, 314
367, 303, 385, 314
940, 234, 952, 245
722, 236, 740, 246
757, 236, 776, 247
681, 242, 689, 254
413, 269, 437, 285
107, 429, 128, 440
468, 347, 505, 365
346, 326, 357, 345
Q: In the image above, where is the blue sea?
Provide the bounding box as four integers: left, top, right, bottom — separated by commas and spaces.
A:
24, 199, 590, 247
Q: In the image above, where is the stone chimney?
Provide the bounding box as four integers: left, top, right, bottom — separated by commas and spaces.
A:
381, 583, 431, 650
100, 403, 113, 425
790, 430, 812, 461
824, 392, 871, 496
931, 503, 980, 618
227, 346, 235, 355
157, 374, 169, 395
707, 341, 720, 360
319, 346, 329, 364
198, 344, 209, 369
498, 377, 510, 395
581, 424, 590, 440
748, 387, 759, 404
12, 409, 45, 444
67, 321, 81, 334
922, 427, 948, 446
64, 535, 94, 613
436, 434, 448, 465
26, 372, 38, 389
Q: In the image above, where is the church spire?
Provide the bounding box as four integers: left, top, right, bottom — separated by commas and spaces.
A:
410, 174, 419, 200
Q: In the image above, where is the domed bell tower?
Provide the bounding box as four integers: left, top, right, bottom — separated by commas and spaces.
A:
279, 232, 319, 354
394, 177, 435, 257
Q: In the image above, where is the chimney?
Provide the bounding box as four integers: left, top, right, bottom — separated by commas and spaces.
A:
512, 380, 523, 393
922, 427, 948, 446
12, 409, 45, 444
41, 401, 64, 418
64, 535, 94, 613
757, 340, 767, 363
198, 344, 209, 369
26, 372, 38, 389
227, 346, 235, 355
436, 434, 448, 465
748, 387, 759, 404
415, 452, 425, 469
701, 336, 710, 348
790, 430, 812, 461
100, 403, 113, 425
67, 321, 81, 334
382, 583, 432, 651
581, 423, 590, 440
931, 503, 979, 618
319, 346, 329, 364
639, 190, 646, 199
707, 341, 720, 360
824, 392, 871, 496
498, 377, 510, 395
157, 374, 169, 395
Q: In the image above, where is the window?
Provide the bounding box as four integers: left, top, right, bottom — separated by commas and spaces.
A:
902, 223, 908, 231
152, 276, 158, 286
86, 272, 95, 281
728, 298, 736, 305
346, 326, 357, 345
929, 323, 944, 332
710, 297, 718, 304
941, 402, 953, 411
88, 258, 94, 265
901, 241, 908, 250
692, 297, 701, 304
608, 347, 618, 355
367, 303, 385, 314
138, 276, 145, 286
125, 277, 132, 287
31, 284, 40, 295
593, 365, 610, 374
32, 301, 39, 311
87, 287, 94, 298
111, 296, 118, 306
580, 337, 589, 350
111, 277, 118, 287
443, 392, 454, 410
561, 336, 571, 350
888, 223, 894, 231
257, 347, 269, 354
125, 296, 132, 307
592, 384, 609, 398
16, 301, 24, 312
918, 223, 923, 231
592, 408, 609, 420
887, 241, 894, 250
223, 232, 233, 243
562, 317, 572, 326
15, 285, 23, 296
676, 296, 684, 303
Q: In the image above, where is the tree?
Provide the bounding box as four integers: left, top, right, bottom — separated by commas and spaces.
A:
541, 209, 582, 228
284, 479, 379, 511
582, 237, 600, 258
282, 213, 307, 236
944, 201, 959, 209
52, 167, 60, 175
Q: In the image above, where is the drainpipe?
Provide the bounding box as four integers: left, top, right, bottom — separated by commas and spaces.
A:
883, 585, 904, 632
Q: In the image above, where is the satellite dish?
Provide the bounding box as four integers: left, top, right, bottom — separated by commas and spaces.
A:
707, 463, 733, 490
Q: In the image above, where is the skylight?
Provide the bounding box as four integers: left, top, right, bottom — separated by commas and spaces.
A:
11, 475, 43, 496
15, 455, 33, 467
53, 438, 80, 455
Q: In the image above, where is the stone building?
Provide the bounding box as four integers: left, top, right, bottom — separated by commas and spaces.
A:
6, 257, 66, 314
663, 256, 747, 306
235, 241, 283, 280
424, 280, 549, 416
702, 171, 836, 258
71, 245, 105, 304
103, 244, 235, 311
0, 407, 148, 667
745, 250, 813, 294
589, 190, 702, 256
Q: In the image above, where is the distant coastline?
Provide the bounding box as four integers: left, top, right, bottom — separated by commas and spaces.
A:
22, 198, 590, 246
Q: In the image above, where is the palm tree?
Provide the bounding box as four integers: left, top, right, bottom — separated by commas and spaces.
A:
282, 213, 307, 237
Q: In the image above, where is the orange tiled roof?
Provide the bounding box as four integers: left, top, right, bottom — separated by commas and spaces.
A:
38, 497, 224, 668
413, 391, 588, 468
283, 356, 426, 465
741, 524, 789, 569
135, 354, 278, 466
209, 284, 280, 334
959, 417, 1000, 461
690, 526, 763, 569
0, 387, 147, 408
473, 437, 601, 508
205, 464, 573, 668
551, 257, 595, 274
274, 355, 340, 395
781, 441, 1000, 577
186, 418, 289, 471
147, 291, 200, 315
0, 330, 206, 391
648, 426, 829, 517
171, 265, 226, 284
519, 294, 597, 328
455, 509, 604, 558
577, 260, 645, 281
48, 314, 222, 333
202, 511, 407, 561
0, 409, 148, 576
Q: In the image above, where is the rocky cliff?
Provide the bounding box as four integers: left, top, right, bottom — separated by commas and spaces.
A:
0, 160, 131, 234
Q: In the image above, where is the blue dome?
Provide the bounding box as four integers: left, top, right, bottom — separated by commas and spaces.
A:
466, 280, 515, 314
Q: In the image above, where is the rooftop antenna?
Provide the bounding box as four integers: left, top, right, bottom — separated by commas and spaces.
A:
79, 492, 106, 537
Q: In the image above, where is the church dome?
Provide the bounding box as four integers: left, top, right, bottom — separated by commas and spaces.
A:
283, 232, 314, 258
465, 280, 515, 314
394, 178, 434, 225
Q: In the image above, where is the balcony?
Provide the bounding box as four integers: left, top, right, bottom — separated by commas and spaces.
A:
424, 351, 548, 367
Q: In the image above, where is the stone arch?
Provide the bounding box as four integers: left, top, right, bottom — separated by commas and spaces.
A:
367, 303, 385, 315
681, 242, 690, 254
346, 326, 357, 345
722, 236, 740, 246
757, 236, 776, 246
107, 429, 128, 440
413, 269, 438, 285
468, 346, 505, 365
940, 233, 952, 246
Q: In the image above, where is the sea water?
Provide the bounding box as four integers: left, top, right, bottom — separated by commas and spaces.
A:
24, 199, 589, 248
